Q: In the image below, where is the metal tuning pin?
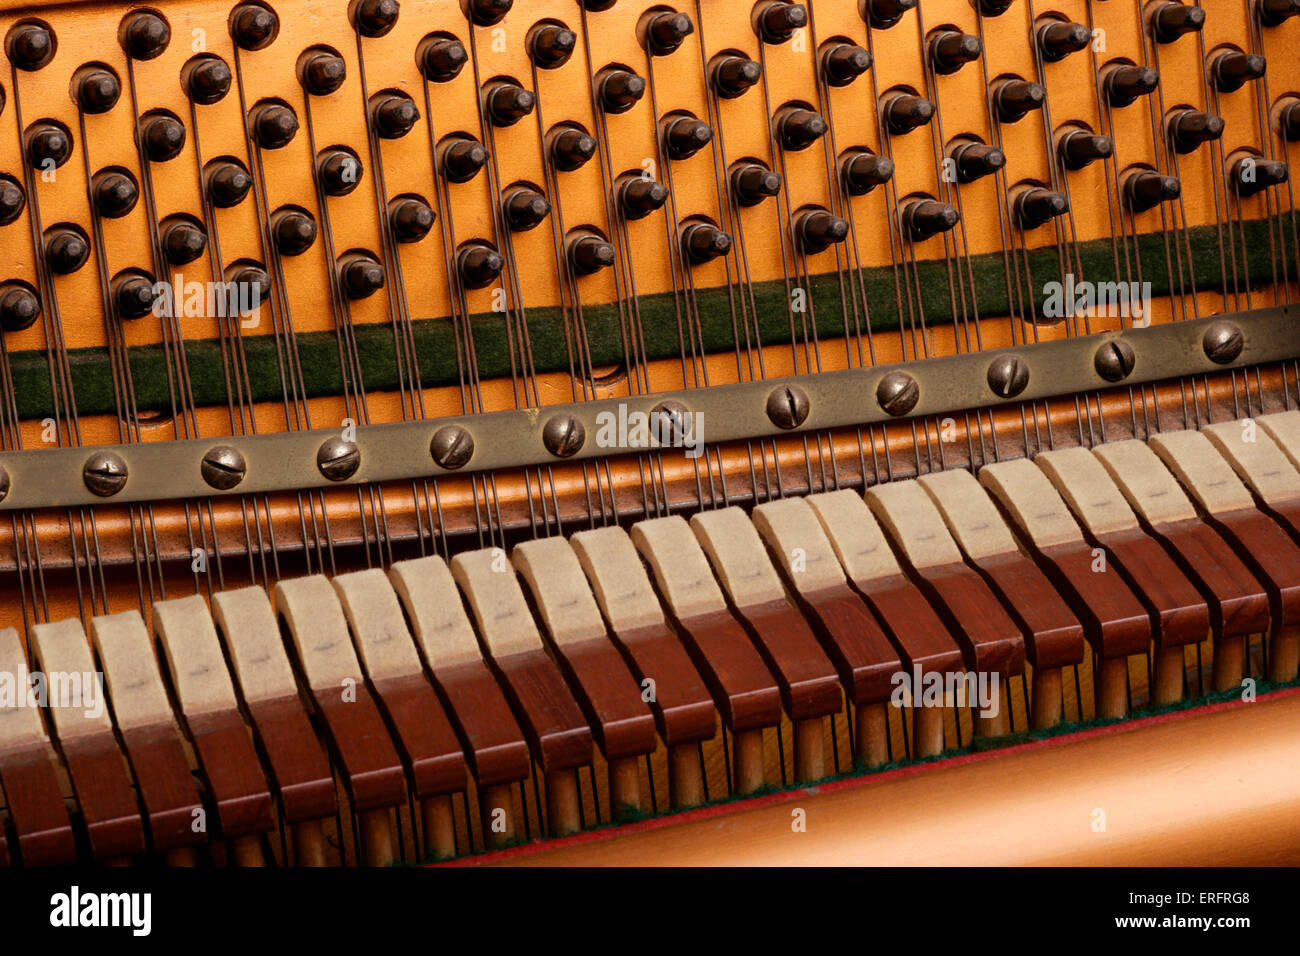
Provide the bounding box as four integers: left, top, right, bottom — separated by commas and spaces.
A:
929, 31, 982, 75
457, 243, 505, 288
993, 79, 1045, 124
0, 176, 25, 226
271, 208, 317, 256
111, 271, 157, 320
730, 162, 782, 206
644, 11, 694, 56
841, 149, 893, 195
1015, 188, 1069, 228
794, 208, 849, 254
755, 2, 807, 44
419, 35, 467, 82
1211, 51, 1265, 93
467, 0, 512, 27
142, 114, 186, 162
338, 253, 386, 300
317, 149, 363, 197
184, 56, 233, 105
567, 233, 616, 275
45, 228, 90, 275
1057, 128, 1112, 170
1036, 20, 1090, 62
662, 115, 712, 160
230, 3, 278, 51
1230, 156, 1288, 197
681, 221, 732, 264
352, 0, 399, 37
388, 196, 435, 243
300, 48, 346, 95
250, 102, 299, 149
598, 68, 646, 113
950, 141, 1005, 183
901, 198, 959, 241
1168, 110, 1224, 154
206, 159, 253, 207
161, 218, 207, 266
1280, 101, 1300, 142
1258, 0, 1300, 26
777, 108, 827, 151
978, 0, 1014, 14
1150, 2, 1204, 43
6, 20, 56, 71
0, 281, 40, 332
120, 11, 170, 60
712, 55, 762, 99
371, 91, 419, 139
504, 186, 552, 231
550, 127, 597, 172
1104, 64, 1158, 108
616, 175, 668, 220
440, 136, 488, 183
91, 169, 137, 218
882, 93, 934, 135
24, 122, 72, 172
582, 0, 616, 9
822, 43, 871, 87
1124, 170, 1180, 212
529, 22, 576, 69
484, 81, 534, 128
74, 66, 120, 114
225, 263, 271, 306
863, 0, 916, 30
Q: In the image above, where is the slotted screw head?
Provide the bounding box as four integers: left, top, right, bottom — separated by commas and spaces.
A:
650, 400, 692, 444
1203, 320, 1243, 364
317, 436, 360, 481
987, 353, 1029, 397
1094, 339, 1136, 382
766, 384, 810, 429
430, 424, 474, 470
84, 450, 128, 497
876, 371, 919, 416
543, 414, 585, 458
201, 445, 246, 490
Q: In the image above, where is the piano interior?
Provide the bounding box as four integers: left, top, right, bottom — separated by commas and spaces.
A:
0, 0, 1298, 868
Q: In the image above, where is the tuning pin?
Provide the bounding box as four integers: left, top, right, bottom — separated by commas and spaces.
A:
1258, 0, 1300, 26
184, 56, 233, 105
24, 122, 72, 171
756, 2, 807, 44
841, 149, 893, 195
6, 20, 56, 71
504, 186, 551, 231
111, 271, 157, 320
161, 218, 207, 266
1230, 156, 1288, 197
1104, 64, 1158, 108
1168, 110, 1224, 154
230, 3, 278, 51
993, 79, 1045, 124
582, 0, 616, 9
226, 263, 271, 307
863, 0, 916, 30
418, 35, 467, 82
901, 198, 959, 241
598, 68, 646, 113
1212, 52, 1265, 93
484, 81, 534, 127
822, 43, 871, 87
339, 253, 385, 300
777, 108, 827, 151
457, 243, 505, 288
300, 49, 346, 95
978, 0, 1014, 14
120, 11, 170, 60
467, 0, 512, 27
644, 11, 694, 56
0, 175, 26, 226
1036, 20, 1090, 62
568, 233, 616, 275
1057, 129, 1112, 170
251, 102, 299, 149
1124, 170, 1180, 212
731, 163, 782, 206
440, 137, 488, 183
663, 115, 712, 160
682, 221, 732, 264
0, 282, 41, 331
317, 149, 363, 197
616, 176, 667, 220
271, 208, 317, 256
950, 142, 1005, 183
1015, 187, 1069, 228
142, 114, 186, 162
1281, 101, 1300, 142
550, 127, 596, 172
1150, 2, 1205, 42
91, 169, 137, 218
388, 196, 435, 243
882, 93, 934, 135
712, 55, 762, 99
45, 228, 90, 275
206, 159, 254, 207
371, 91, 419, 139
352, 0, 398, 37
529, 22, 576, 68
795, 208, 848, 254
930, 31, 981, 75
74, 67, 121, 114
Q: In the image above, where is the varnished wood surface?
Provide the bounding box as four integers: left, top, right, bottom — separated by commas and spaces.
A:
0, 743, 77, 865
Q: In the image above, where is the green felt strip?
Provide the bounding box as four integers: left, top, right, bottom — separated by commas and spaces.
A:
8, 215, 1295, 421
